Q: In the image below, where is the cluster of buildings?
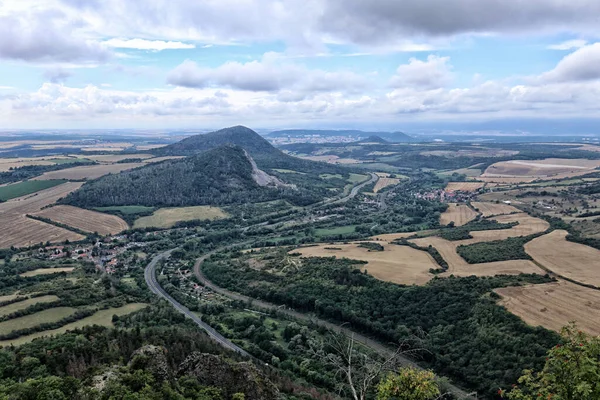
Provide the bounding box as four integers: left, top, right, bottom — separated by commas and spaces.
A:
415, 188, 476, 203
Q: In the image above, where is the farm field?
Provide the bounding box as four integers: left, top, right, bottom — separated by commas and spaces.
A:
525, 230, 600, 287
495, 280, 600, 335
34, 205, 129, 235
445, 182, 485, 192
0, 307, 76, 336
77, 154, 153, 163
94, 205, 155, 214
373, 177, 401, 192
0, 179, 67, 201
301, 155, 361, 164
471, 201, 521, 217
142, 156, 186, 163
440, 203, 478, 226
439, 166, 483, 178
370, 230, 438, 242
32, 163, 144, 180
133, 206, 228, 229
0, 182, 85, 249
20, 267, 75, 277
314, 225, 356, 237
0, 303, 148, 347
292, 242, 437, 285
0, 158, 58, 172
482, 158, 600, 182
0, 295, 60, 316
462, 213, 549, 244
410, 235, 545, 277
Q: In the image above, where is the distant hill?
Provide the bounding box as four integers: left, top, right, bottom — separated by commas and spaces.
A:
358, 135, 389, 144
268, 129, 412, 142
63, 145, 322, 208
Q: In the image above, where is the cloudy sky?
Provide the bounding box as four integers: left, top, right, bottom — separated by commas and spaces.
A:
1, 0, 600, 130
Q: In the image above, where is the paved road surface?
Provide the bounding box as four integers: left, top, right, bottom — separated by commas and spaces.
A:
144, 249, 251, 357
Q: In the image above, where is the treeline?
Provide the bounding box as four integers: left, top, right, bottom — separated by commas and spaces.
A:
394, 240, 448, 273
440, 219, 519, 241
456, 236, 533, 264
0, 161, 94, 184
202, 255, 558, 397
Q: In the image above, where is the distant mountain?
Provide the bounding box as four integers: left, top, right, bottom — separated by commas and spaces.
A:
63, 145, 318, 208
268, 129, 412, 142
358, 135, 389, 144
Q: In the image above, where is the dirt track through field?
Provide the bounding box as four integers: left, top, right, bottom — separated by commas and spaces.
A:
34, 205, 129, 235
440, 203, 478, 226
292, 242, 437, 285
495, 280, 600, 335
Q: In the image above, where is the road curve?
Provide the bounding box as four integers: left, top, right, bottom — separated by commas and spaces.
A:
194, 250, 474, 399
144, 249, 251, 357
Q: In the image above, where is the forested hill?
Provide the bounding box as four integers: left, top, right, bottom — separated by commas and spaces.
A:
63, 145, 322, 207
358, 135, 389, 144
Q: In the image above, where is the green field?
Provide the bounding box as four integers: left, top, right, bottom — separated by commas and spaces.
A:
133, 206, 229, 229
348, 173, 369, 183
94, 205, 156, 215
0, 303, 147, 347
272, 168, 305, 174
315, 225, 357, 237
0, 180, 67, 201
319, 173, 343, 179
0, 295, 60, 317
0, 307, 76, 335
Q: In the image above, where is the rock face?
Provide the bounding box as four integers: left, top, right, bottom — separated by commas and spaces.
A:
178, 353, 279, 400
243, 149, 292, 188
129, 345, 171, 382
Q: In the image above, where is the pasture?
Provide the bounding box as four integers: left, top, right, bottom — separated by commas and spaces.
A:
445, 182, 485, 192
0, 307, 76, 336
292, 242, 437, 285
34, 205, 129, 235
0, 303, 148, 347
0, 295, 60, 317
440, 203, 478, 226
471, 201, 521, 217
495, 280, 600, 335
20, 267, 75, 277
525, 230, 600, 287
32, 163, 144, 180
133, 206, 228, 229
0, 180, 67, 201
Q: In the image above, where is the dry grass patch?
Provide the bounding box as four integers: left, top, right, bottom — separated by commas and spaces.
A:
0, 295, 60, 317
440, 204, 478, 226
0, 182, 85, 249
373, 177, 401, 193
133, 206, 228, 229
32, 163, 144, 180
79, 154, 153, 163
410, 236, 544, 278
0, 307, 76, 335
292, 242, 437, 285
0, 303, 147, 346
370, 230, 437, 243
525, 230, 600, 287
471, 201, 521, 217
34, 205, 128, 235
445, 182, 485, 192
482, 158, 600, 182
142, 156, 186, 163
20, 267, 75, 277
463, 214, 549, 244
495, 280, 600, 335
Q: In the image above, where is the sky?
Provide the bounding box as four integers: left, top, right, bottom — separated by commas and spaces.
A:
1, 0, 600, 131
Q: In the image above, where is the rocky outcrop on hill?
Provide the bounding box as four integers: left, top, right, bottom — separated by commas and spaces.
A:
178, 352, 279, 400
129, 345, 171, 382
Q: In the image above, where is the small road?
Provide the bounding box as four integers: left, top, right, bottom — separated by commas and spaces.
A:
144, 249, 251, 357
327, 172, 378, 205
193, 250, 475, 400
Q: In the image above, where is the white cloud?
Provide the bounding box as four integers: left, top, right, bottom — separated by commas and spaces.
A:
541, 43, 600, 82
104, 38, 195, 51
390, 55, 453, 89
547, 39, 587, 50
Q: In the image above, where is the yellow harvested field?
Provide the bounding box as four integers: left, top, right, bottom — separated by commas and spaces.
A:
495, 280, 600, 335
79, 154, 153, 163
0, 307, 76, 335
133, 206, 229, 229
440, 204, 478, 226
143, 156, 186, 163
292, 242, 437, 285
370, 230, 437, 243
445, 182, 485, 192
464, 214, 550, 244
471, 201, 521, 217
20, 267, 75, 277
32, 163, 144, 180
0, 303, 148, 346
0, 182, 85, 249
0, 294, 19, 303
410, 235, 545, 278
525, 230, 600, 287
373, 177, 401, 193
301, 155, 361, 164
136, 144, 168, 150
0, 295, 60, 316
575, 144, 600, 152
482, 158, 600, 182
34, 205, 128, 235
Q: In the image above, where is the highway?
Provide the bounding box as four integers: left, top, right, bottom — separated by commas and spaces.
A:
144, 248, 251, 357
